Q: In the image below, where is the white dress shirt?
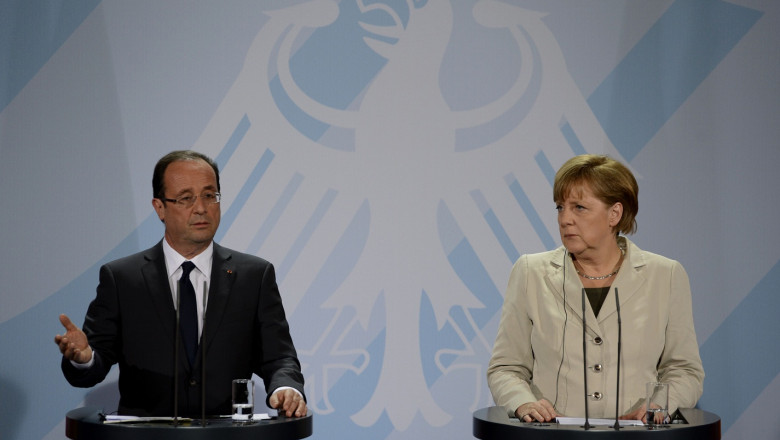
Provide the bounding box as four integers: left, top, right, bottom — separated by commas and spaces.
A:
162, 239, 212, 338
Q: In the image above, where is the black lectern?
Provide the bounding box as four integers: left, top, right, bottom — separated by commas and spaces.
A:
473, 406, 720, 440
66, 407, 312, 440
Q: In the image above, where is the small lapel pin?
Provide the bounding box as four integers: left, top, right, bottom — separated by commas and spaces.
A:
226, 270, 233, 274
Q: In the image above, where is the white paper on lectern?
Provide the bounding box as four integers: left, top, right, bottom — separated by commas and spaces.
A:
103, 413, 271, 423
556, 417, 644, 426
103, 416, 190, 424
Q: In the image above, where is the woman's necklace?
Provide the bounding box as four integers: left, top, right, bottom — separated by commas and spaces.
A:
574, 247, 625, 280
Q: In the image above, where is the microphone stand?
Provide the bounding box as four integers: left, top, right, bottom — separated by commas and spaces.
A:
174, 282, 181, 426
581, 288, 591, 430
613, 288, 622, 430
201, 281, 208, 427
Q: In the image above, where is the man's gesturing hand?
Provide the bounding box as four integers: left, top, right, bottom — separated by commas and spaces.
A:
54, 314, 93, 364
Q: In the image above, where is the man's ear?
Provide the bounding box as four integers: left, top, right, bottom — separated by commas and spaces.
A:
152, 198, 166, 224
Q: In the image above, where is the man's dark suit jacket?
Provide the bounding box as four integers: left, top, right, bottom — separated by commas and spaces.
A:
61, 241, 305, 417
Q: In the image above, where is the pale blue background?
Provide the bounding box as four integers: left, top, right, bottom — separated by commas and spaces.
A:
1, 1, 778, 439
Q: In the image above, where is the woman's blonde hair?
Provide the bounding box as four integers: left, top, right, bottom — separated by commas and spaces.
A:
553, 155, 638, 235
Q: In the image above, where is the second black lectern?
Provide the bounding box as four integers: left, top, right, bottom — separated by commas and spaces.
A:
473, 406, 720, 440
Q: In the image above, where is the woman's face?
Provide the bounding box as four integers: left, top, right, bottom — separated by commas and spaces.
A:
556, 182, 622, 257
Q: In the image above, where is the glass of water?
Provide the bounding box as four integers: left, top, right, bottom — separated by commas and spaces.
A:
232, 379, 254, 423
645, 382, 669, 428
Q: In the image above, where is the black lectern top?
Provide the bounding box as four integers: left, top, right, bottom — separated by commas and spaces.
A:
473, 406, 720, 440
66, 406, 312, 440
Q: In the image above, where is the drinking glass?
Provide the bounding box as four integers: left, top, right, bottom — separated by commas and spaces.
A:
232, 379, 254, 423
645, 382, 669, 427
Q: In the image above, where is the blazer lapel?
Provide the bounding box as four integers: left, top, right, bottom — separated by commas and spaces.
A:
548, 247, 610, 336
598, 238, 646, 322
547, 248, 600, 335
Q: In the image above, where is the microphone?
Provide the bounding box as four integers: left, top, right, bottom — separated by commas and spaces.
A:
200, 280, 208, 426
613, 288, 623, 430
581, 288, 591, 430
174, 281, 181, 426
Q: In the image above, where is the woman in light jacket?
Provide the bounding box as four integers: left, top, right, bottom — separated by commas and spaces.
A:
487, 154, 704, 423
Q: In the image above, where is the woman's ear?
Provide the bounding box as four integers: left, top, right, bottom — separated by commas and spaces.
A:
609, 202, 623, 227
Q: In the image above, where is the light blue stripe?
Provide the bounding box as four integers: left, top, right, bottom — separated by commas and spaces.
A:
247, 173, 304, 255
559, 122, 587, 157
588, 0, 762, 161
290, 200, 371, 361
446, 238, 503, 328
698, 260, 780, 432
470, 189, 490, 216
484, 209, 520, 263
215, 148, 275, 243
534, 150, 557, 187
436, 201, 503, 325
437, 201, 504, 328
277, 189, 338, 282
0, 0, 102, 112
470, 189, 519, 263
291, 200, 369, 323
425, 201, 504, 381
214, 114, 251, 170
504, 173, 556, 250
0, 213, 162, 440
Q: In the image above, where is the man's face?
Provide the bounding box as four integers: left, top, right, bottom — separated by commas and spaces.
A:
152, 159, 221, 258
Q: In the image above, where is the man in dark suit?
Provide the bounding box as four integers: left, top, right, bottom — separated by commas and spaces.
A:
55, 150, 306, 418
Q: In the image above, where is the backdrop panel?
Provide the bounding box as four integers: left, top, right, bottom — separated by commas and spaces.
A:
1, 1, 777, 440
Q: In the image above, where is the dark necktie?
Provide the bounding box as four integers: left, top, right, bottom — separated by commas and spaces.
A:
179, 261, 198, 366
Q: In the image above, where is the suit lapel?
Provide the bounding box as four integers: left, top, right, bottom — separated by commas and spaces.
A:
201, 243, 235, 355
140, 241, 193, 371
141, 241, 176, 336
